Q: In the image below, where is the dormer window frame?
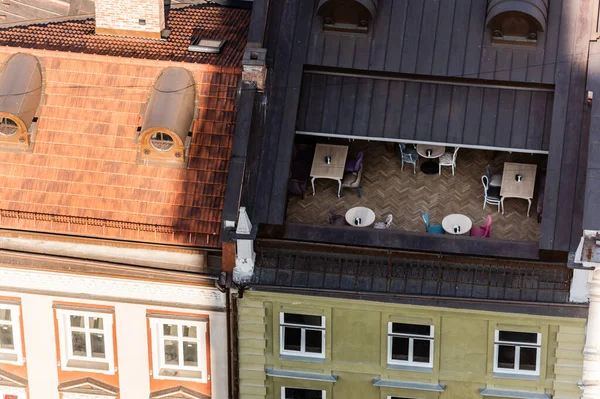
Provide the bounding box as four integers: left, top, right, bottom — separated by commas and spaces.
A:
317, 0, 377, 35
486, 0, 548, 48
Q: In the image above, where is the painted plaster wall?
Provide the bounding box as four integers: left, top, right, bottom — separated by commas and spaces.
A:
238, 291, 586, 399
0, 272, 229, 399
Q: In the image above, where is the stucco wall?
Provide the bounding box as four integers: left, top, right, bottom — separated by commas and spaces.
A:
238, 291, 586, 399
0, 267, 228, 399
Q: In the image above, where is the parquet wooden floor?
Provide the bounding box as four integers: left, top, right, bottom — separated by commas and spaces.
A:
286, 141, 545, 242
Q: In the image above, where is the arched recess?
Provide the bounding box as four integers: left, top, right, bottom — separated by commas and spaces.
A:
0, 53, 43, 150
486, 0, 549, 43
138, 67, 197, 167
317, 0, 378, 33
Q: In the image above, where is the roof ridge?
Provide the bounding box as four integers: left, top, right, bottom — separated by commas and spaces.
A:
0, 13, 93, 30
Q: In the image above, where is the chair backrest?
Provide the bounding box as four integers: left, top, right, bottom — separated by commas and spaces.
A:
452, 147, 460, 161
355, 152, 364, 169
484, 215, 492, 237
485, 163, 492, 180
399, 143, 406, 154
481, 175, 490, 194
385, 214, 393, 227
328, 205, 336, 224
422, 212, 430, 228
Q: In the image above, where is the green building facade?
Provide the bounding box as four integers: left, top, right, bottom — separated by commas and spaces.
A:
238, 291, 585, 399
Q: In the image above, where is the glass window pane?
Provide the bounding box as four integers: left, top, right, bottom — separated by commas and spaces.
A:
283, 326, 301, 352
283, 313, 322, 327
183, 341, 198, 367
413, 338, 431, 363
71, 331, 87, 356
163, 324, 178, 337
0, 309, 11, 321
284, 388, 323, 399
90, 333, 105, 359
0, 325, 14, 350
305, 329, 323, 354
163, 340, 179, 365
70, 315, 84, 328
88, 317, 104, 330
498, 331, 538, 344
497, 345, 516, 369
392, 323, 431, 336
183, 325, 197, 338
391, 336, 409, 361
519, 347, 538, 371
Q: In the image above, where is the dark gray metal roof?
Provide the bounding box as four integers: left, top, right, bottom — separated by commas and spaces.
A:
0, 52, 42, 129
141, 67, 197, 142
296, 71, 553, 152
251, 242, 573, 304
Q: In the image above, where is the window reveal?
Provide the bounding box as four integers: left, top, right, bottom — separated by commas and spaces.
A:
280, 313, 325, 358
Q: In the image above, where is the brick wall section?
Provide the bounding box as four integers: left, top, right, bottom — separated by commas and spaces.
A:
95, 0, 165, 35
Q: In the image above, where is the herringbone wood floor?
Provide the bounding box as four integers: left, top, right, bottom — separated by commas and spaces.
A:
286, 141, 545, 241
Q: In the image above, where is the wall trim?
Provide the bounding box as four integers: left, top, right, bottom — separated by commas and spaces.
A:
373, 379, 445, 392
266, 368, 337, 382
0, 268, 225, 309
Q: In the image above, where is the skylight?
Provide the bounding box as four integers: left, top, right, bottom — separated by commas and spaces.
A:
188, 38, 226, 54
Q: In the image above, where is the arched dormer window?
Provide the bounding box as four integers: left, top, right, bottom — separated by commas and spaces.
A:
317, 0, 378, 34
486, 0, 548, 46
0, 53, 43, 151
137, 67, 197, 167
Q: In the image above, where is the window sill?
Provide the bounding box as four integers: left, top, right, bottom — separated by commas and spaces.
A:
279, 354, 326, 363
155, 368, 207, 383
387, 364, 433, 373
63, 359, 112, 374
0, 353, 22, 365
493, 372, 539, 380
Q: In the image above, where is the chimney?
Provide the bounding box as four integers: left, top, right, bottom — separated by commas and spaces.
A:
95, 0, 165, 39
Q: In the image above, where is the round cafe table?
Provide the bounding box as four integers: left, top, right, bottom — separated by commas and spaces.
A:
345, 206, 376, 227
442, 214, 473, 235
416, 144, 446, 174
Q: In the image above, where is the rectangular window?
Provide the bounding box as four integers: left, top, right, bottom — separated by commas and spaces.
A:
56, 309, 114, 373
149, 318, 208, 382
280, 313, 325, 359
0, 304, 23, 365
494, 330, 541, 376
387, 322, 434, 368
281, 387, 325, 399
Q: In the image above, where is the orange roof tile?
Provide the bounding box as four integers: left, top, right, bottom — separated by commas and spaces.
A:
0, 47, 242, 247
0, 4, 250, 66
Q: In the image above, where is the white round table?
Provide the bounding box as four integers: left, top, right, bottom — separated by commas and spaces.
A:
345, 206, 376, 227
442, 214, 472, 235
416, 144, 446, 174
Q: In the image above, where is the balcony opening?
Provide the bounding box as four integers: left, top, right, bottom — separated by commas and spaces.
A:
286, 136, 546, 243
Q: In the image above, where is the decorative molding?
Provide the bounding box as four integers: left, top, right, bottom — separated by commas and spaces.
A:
0, 268, 225, 309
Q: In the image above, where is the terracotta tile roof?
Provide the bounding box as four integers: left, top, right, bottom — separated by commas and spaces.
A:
0, 50, 242, 247
0, 4, 250, 66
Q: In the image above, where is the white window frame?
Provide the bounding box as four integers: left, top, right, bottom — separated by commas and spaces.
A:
0, 303, 23, 366
281, 387, 326, 399
493, 330, 541, 376
279, 313, 325, 359
149, 318, 208, 383
55, 309, 115, 374
387, 322, 434, 368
